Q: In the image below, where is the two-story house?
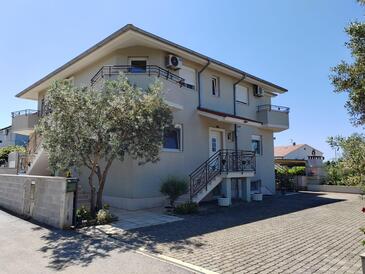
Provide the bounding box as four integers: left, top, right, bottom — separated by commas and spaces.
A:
12, 24, 289, 210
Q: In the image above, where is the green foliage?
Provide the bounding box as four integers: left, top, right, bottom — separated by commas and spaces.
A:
37, 73, 173, 212
275, 166, 305, 176
160, 176, 188, 207
76, 206, 92, 222
326, 134, 365, 186
287, 166, 306, 176
330, 1, 365, 126
96, 208, 113, 225
174, 202, 198, 215
0, 145, 26, 162
324, 161, 344, 185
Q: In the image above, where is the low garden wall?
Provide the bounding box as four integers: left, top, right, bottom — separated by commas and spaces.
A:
0, 168, 17, 175
307, 184, 363, 194
0, 174, 76, 228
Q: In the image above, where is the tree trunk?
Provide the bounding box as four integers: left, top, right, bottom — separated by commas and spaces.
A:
88, 172, 96, 216
96, 158, 114, 211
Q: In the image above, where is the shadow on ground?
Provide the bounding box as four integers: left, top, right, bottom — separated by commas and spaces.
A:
37, 191, 347, 270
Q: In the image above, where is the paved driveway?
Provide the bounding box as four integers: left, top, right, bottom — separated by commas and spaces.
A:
110, 192, 365, 273
0, 209, 192, 274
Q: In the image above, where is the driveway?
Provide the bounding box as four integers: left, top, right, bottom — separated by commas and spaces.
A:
0, 209, 192, 274
107, 192, 365, 273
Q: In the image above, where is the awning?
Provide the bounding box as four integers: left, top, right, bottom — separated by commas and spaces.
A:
197, 107, 262, 127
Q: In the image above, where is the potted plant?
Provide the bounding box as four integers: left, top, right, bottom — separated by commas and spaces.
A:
218, 194, 231, 206
160, 176, 188, 211
252, 192, 263, 201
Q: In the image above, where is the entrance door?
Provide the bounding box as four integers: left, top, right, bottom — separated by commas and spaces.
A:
209, 130, 223, 157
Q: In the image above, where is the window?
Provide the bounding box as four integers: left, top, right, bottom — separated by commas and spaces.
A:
163, 124, 182, 151
251, 135, 262, 155
211, 137, 217, 152
128, 57, 147, 73
236, 85, 249, 104
211, 76, 219, 96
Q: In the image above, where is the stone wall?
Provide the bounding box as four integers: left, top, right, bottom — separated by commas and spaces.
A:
307, 184, 363, 194
0, 174, 75, 228
0, 168, 17, 175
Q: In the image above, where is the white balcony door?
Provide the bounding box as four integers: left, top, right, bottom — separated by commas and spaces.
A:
209, 129, 224, 157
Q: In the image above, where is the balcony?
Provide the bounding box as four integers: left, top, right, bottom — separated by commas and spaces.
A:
257, 105, 289, 132
90, 65, 195, 90
11, 109, 39, 135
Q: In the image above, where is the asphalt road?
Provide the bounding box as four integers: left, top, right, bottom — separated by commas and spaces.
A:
0, 209, 192, 274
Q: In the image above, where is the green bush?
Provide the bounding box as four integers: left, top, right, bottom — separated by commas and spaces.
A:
174, 202, 198, 215
76, 206, 92, 223
287, 166, 306, 176
160, 176, 188, 207
96, 208, 112, 225
275, 166, 306, 176
0, 145, 26, 162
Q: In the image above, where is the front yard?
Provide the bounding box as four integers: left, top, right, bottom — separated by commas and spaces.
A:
111, 192, 365, 273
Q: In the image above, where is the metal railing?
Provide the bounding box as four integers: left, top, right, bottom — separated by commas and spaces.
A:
90, 65, 195, 90
189, 149, 256, 200
257, 104, 290, 113
11, 109, 39, 118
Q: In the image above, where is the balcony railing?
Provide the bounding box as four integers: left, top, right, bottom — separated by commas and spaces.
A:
11, 109, 39, 118
90, 65, 195, 90
257, 104, 290, 113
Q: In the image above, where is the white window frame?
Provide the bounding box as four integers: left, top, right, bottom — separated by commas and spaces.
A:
236, 85, 249, 104
162, 124, 183, 152
211, 76, 220, 97
251, 135, 262, 155
128, 57, 148, 72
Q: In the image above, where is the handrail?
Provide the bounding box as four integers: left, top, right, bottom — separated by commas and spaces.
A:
189, 149, 256, 200
11, 109, 39, 118
90, 65, 195, 90
257, 104, 290, 113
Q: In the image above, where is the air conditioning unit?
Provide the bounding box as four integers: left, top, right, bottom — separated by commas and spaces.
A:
166, 55, 182, 70
254, 85, 264, 97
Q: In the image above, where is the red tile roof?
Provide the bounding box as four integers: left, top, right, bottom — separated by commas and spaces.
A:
274, 144, 305, 157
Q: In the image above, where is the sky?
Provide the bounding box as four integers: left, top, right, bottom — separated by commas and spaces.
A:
0, 0, 364, 159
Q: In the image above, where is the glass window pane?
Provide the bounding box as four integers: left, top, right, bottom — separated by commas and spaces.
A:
130, 60, 147, 73
163, 127, 181, 150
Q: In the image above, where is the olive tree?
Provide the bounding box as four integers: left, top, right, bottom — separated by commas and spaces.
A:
330, 0, 365, 126
327, 133, 365, 185
37, 74, 173, 214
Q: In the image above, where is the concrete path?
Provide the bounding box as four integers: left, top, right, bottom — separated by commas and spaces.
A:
0, 209, 192, 274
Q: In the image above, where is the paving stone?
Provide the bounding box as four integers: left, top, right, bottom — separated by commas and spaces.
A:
115, 192, 365, 273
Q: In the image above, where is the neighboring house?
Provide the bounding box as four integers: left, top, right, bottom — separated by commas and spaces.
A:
274, 143, 324, 176
0, 126, 29, 148
12, 24, 289, 210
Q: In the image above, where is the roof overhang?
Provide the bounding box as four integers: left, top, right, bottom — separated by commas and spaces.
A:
197, 107, 262, 127
16, 24, 287, 100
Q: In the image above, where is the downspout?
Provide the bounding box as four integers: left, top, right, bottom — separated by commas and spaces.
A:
198, 60, 210, 108
233, 75, 246, 151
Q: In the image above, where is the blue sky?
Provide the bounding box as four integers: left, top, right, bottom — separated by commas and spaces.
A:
0, 0, 363, 159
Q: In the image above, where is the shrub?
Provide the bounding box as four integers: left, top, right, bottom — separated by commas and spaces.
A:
174, 202, 198, 215
76, 206, 92, 223
96, 208, 113, 225
287, 166, 306, 176
160, 176, 188, 207
0, 145, 26, 162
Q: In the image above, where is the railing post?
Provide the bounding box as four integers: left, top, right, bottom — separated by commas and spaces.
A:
205, 162, 208, 191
